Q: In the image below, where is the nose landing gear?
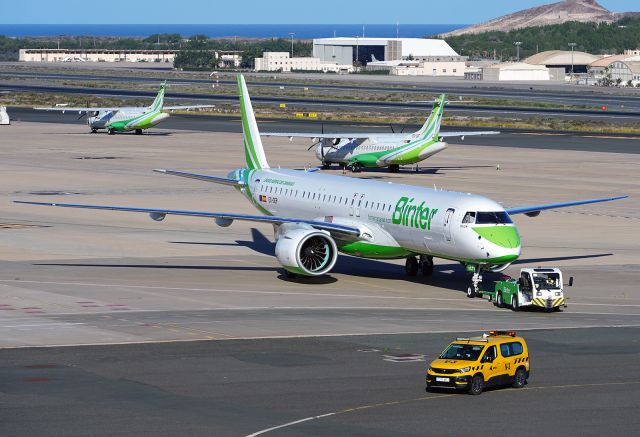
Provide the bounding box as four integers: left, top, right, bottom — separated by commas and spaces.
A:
466, 265, 483, 298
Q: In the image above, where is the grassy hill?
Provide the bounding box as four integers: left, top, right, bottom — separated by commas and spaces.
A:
444, 16, 640, 60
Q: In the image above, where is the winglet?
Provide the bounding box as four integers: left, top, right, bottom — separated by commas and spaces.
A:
237, 74, 269, 170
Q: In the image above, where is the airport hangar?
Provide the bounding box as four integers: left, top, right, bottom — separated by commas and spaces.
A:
312, 37, 467, 75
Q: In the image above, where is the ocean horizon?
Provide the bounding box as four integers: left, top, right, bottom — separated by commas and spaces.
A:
0, 24, 466, 39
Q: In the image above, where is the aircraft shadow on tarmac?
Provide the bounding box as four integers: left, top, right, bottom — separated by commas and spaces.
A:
34, 228, 613, 291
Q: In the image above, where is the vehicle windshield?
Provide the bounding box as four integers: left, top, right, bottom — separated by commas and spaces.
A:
439, 343, 485, 361
475, 211, 513, 224
532, 272, 561, 290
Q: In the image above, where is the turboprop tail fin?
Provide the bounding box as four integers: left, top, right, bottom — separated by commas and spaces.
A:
149, 81, 166, 112
415, 93, 445, 141
237, 74, 269, 170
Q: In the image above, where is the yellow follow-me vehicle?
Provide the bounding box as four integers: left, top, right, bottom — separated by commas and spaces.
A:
426, 331, 529, 395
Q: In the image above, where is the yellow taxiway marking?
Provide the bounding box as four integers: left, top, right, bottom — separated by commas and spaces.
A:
246, 381, 640, 436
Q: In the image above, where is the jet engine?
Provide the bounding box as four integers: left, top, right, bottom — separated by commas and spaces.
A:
275, 228, 338, 276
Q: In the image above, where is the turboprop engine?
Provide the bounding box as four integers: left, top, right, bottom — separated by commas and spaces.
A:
275, 227, 338, 276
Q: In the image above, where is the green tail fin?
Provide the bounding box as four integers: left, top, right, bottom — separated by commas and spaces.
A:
416, 93, 445, 141
237, 74, 269, 170
150, 81, 166, 112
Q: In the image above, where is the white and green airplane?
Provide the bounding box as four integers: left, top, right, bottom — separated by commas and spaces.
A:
262, 96, 498, 173
17, 75, 627, 296
34, 82, 214, 135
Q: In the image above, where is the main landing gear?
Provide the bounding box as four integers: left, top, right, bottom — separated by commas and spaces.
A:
405, 255, 434, 277
135, 129, 143, 135
350, 162, 362, 173
466, 265, 483, 298
388, 164, 400, 173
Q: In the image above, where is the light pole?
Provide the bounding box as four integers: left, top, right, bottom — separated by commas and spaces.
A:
355, 36, 359, 66
514, 41, 522, 62
289, 32, 295, 58
568, 42, 577, 75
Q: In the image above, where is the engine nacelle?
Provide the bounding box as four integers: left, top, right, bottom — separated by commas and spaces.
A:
275, 228, 338, 276
215, 217, 233, 227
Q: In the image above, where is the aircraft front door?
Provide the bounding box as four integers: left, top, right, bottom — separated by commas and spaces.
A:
443, 208, 455, 242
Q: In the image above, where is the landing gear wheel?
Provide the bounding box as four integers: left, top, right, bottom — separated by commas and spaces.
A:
135, 129, 143, 135
466, 286, 477, 298
107, 128, 115, 135
496, 292, 504, 308
512, 368, 527, 388
468, 375, 484, 395
321, 163, 331, 170
405, 257, 418, 276
389, 164, 400, 173
90, 128, 97, 133
419, 255, 433, 276
350, 163, 362, 173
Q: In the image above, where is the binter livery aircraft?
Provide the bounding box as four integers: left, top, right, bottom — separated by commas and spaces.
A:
35, 81, 214, 135
17, 75, 627, 296
262, 95, 498, 173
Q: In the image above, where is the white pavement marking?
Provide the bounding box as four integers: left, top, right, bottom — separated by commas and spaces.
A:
2, 279, 640, 309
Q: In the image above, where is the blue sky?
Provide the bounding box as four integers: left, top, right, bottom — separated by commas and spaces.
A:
0, 0, 634, 24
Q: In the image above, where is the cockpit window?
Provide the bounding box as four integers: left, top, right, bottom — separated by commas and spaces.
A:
462, 212, 476, 224
476, 211, 513, 224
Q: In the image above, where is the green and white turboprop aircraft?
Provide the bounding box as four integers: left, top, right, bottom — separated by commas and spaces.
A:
17, 75, 627, 296
34, 81, 214, 135
262, 95, 499, 173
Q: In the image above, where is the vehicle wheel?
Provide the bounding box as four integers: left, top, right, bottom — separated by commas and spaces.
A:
496, 292, 504, 308
405, 257, 418, 276
466, 286, 477, 298
512, 368, 527, 388
135, 129, 143, 135
468, 374, 484, 395
425, 382, 431, 392
512, 295, 519, 311
108, 128, 115, 135
389, 164, 400, 173
553, 306, 563, 312
90, 128, 97, 133
321, 163, 331, 170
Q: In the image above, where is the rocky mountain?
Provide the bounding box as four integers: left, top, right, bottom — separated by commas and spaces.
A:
443, 0, 637, 37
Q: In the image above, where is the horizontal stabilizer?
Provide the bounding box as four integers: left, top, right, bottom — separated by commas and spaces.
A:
153, 169, 243, 186
506, 195, 628, 216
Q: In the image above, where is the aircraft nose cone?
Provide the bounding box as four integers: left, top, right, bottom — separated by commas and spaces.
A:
473, 226, 520, 249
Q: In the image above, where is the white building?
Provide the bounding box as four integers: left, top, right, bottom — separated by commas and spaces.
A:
312, 37, 466, 76
480, 62, 564, 81
254, 52, 353, 73
215, 51, 242, 68
19, 49, 176, 63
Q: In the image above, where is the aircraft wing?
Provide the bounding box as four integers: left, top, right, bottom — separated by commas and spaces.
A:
33, 107, 121, 113
439, 131, 500, 138
506, 195, 628, 217
14, 201, 362, 241
163, 105, 215, 110
261, 132, 390, 140
262, 131, 499, 140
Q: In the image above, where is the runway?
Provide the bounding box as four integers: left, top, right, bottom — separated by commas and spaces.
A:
7, 106, 640, 154
2, 68, 640, 111
1, 121, 638, 435
3, 82, 640, 121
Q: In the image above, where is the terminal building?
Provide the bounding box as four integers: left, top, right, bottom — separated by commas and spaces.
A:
19, 49, 177, 63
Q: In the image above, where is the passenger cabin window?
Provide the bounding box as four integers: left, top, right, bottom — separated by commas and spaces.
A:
475, 211, 513, 224
462, 212, 476, 224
